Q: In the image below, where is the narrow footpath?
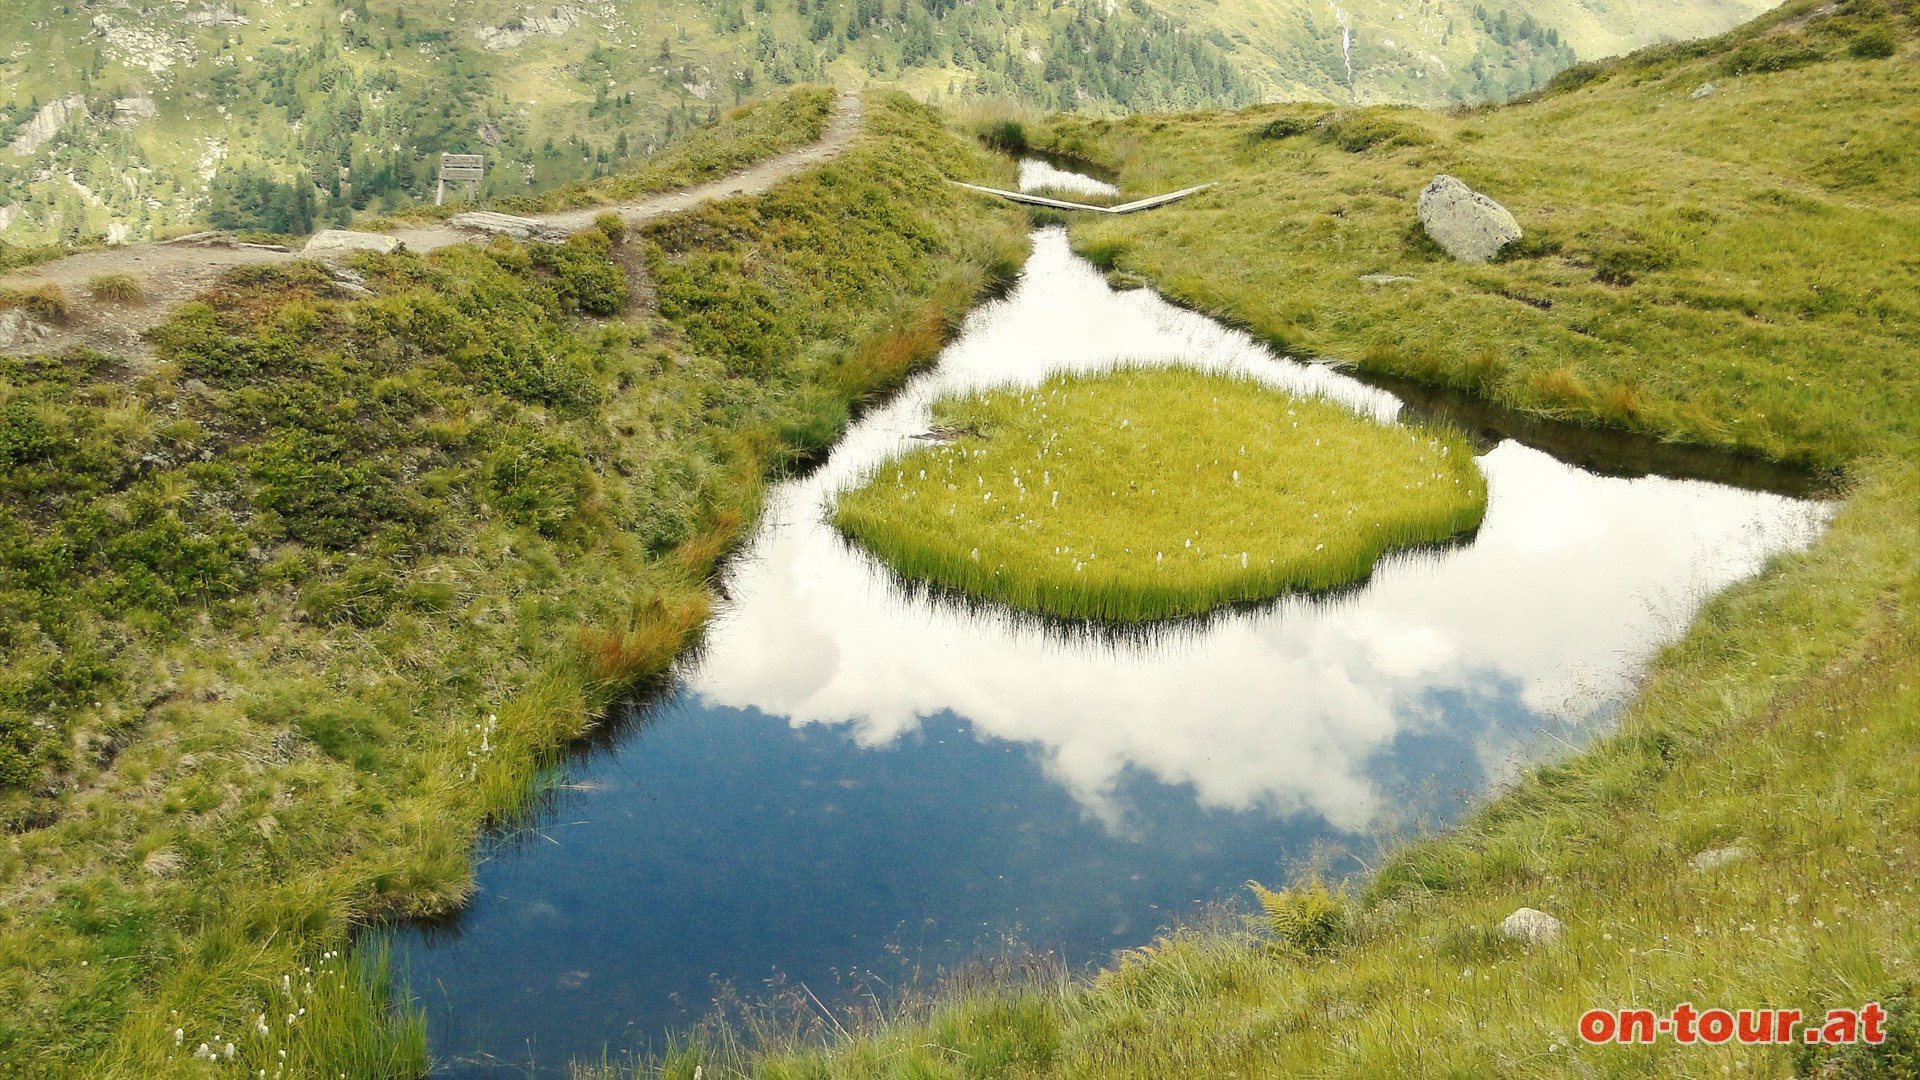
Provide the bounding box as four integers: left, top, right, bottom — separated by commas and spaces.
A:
0, 92, 864, 360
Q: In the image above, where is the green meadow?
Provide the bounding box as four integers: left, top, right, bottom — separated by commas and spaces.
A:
833, 368, 1485, 620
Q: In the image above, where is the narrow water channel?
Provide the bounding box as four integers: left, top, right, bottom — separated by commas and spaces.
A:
393, 227, 1831, 1076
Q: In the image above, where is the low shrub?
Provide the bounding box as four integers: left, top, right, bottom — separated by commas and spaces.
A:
485, 431, 594, 538
529, 232, 627, 316
1795, 984, 1920, 1077
1315, 110, 1432, 153
593, 211, 628, 245
1719, 34, 1828, 75
1254, 114, 1315, 140
1543, 60, 1612, 95
980, 118, 1030, 154
1849, 25, 1899, 56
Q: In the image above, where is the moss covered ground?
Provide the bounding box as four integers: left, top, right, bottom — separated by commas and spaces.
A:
833, 368, 1485, 621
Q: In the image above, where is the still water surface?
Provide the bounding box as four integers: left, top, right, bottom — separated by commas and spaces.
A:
1016, 158, 1122, 198
396, 228, 1830, 1075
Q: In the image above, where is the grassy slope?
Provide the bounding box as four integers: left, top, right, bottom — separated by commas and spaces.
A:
832, 368, 1486, 621
376, 85, 838, 224
0, 92, 1026, 1078
1050, 3, 1920, 469
657, 2, 1920, 1078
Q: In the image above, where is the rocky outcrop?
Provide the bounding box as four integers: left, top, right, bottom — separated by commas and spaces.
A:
113, 97, 160, 127
450, 211, 570, 242
91, 15, 197, 74
1416, 175, 1522, 263
1497, 907, 1565, 944
0, 309, 52, 351
303, 230, 402, 255
9, 95, 89, 157
1690, 81, 1719, 100
181, 3, 250, 27
476, 6, 583, 50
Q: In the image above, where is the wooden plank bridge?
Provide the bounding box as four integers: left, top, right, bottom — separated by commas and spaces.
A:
948, 180, 1214, 215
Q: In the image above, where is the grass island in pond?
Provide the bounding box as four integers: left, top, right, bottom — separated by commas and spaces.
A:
833, 368, 1488, 622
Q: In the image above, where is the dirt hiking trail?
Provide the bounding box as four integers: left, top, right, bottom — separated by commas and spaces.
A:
0, 93, 863, 360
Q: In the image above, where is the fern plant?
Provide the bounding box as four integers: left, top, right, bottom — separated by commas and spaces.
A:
1247, 878, 1351, 956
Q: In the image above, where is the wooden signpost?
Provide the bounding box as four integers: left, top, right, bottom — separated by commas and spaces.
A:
437, 153, 485, 206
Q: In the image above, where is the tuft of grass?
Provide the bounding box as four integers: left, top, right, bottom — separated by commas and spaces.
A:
0, 282, 72, 321
86, 274, 145, 305
833, 368, 1486, 621
576, 591, 710, 691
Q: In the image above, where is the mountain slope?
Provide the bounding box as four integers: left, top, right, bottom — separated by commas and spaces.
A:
1, 0, 1776, 247
1159, 0, 1777, 104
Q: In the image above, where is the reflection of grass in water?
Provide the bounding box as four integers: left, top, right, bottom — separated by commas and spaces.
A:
833, 517, 1473, 654
834, 367, 1486, 622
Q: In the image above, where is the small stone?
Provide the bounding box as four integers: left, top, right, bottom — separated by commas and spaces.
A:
1358, 273, 1419, 284
303, 229, 401, 255
1690, 81, 1719, 100
1417, 175, 1522, 263
1498, 906, 1564, 943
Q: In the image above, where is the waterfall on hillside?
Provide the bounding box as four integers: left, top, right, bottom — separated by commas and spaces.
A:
1328, 1, 1358, 102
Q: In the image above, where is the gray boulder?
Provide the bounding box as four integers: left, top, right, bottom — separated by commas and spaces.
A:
449, 211, 571, 243
0, 309, 51, 350
1417, 175, 1522, 263
303, 230, 401, 255
1497, 907, 1565, 944
1690, 82, 1719, 100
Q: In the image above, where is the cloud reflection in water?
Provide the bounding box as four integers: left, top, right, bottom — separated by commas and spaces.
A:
688, 229, 1830, 835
